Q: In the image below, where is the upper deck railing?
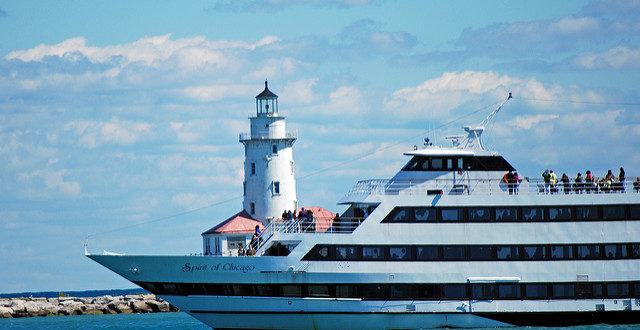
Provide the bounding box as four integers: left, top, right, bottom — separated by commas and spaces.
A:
239, 131, 297, 141
344, 177, 640, 198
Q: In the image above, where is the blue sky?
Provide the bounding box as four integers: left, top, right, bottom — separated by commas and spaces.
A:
1, 0, 639, 292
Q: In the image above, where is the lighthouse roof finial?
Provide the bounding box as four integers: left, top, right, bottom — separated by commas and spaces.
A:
256, 80, 278, 99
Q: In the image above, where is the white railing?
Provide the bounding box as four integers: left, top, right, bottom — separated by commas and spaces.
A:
344, 177, 640, 198
239, 131, 297, 141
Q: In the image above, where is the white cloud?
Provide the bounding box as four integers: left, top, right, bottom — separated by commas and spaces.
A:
282, 78, 317, 105
5, 34, 278, 68
574, 46, 640, 70
384, 71, 604, 119
18, 169, 81, 197
65, 117, 153, 148
180, 84, 257, 102
510, 114, 560, 130
327, 85, 366, 114
550, 17, 600, 35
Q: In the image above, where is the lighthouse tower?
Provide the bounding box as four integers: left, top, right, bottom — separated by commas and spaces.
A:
240, 81, 297, 224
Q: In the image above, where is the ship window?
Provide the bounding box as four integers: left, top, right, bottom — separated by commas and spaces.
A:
604, 244, 627, 258
363, 284, 386, 299
442, 246, 465, 260
251, 162, 256, 175
575, 206, 598, 220
550, 245, 571, 259
308, 285, 330, 297
416, 246, 439, 260
549, 207, 571, 220
389, 246, 411, 260
362, 246, 384, 260
469, 246, 494, 260
495, 207, 517, 221
421, 159, 430, 170
446, 158, 453, 169
631, 244, 640, 257
593, 283, 604, 297
335, 246, 358, 260
416, 284, 440, 298
431, 158, 443, 169
602, 205, 625, 220
402, 157, 422, 171
281, 285, 302, 297
552, 284, 575, 298
523, 246, 546, 259
606, 283, 629, 297
336, 285, 359, 298
442, 284, 467, 299
472, 283, 496, 300
522, 207, 544, 221
577, 245, 600, 259
386, 208, 410, 222
457, 158, 463, 169
414, 207, 436, 222
468, 207, 490, 221
390, 284, 413, 299
441, 208, 462, 221
576, 282, 593, 298
630, 205, 640, 219
498, 284, 521, 298
525, 284, 548, 298
496, 246, 519, 260
255, 285, 275, 296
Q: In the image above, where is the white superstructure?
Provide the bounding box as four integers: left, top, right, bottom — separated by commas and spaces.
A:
240, 81, 297, 224
88, 90, 640, 329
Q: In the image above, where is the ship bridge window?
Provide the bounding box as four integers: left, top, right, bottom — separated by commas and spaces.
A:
363, 285, 386, 299
390, 284, 413, 299
336, 285, 359, 298
414, 207, 436, 221
308, 285, 331, 297
402, 155, 515, 171
281, 285, 302, 297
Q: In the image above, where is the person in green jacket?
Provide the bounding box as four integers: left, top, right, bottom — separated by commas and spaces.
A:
542, 170, 551, 194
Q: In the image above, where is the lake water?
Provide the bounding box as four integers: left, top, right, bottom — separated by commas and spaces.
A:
2, 312, 640, 330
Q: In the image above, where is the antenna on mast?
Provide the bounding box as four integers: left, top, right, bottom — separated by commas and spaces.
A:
458, 92, 512, 151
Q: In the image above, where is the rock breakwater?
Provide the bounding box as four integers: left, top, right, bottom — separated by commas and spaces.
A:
0, 293, 178, 318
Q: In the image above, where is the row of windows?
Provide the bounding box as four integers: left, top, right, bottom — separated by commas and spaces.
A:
302, 243, 640, 261
382, 204, 640, 223
402, 156, 515, 172
136, 281, 640, 300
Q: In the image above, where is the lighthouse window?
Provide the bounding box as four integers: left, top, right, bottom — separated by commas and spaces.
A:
251, 162, 256, 175
273, 181, 280, 195
272, 145, 277, 154
250, 202, 255, 214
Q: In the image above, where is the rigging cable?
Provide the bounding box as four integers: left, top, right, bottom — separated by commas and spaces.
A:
513, 97, 640, 107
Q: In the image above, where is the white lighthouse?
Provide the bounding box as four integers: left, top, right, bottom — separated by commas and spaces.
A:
240, 81, 298, 224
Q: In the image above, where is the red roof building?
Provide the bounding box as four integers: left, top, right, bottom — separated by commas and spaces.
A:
202, 210, 264, 235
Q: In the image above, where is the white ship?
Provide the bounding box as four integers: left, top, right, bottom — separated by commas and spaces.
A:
87, 82, 640, 329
